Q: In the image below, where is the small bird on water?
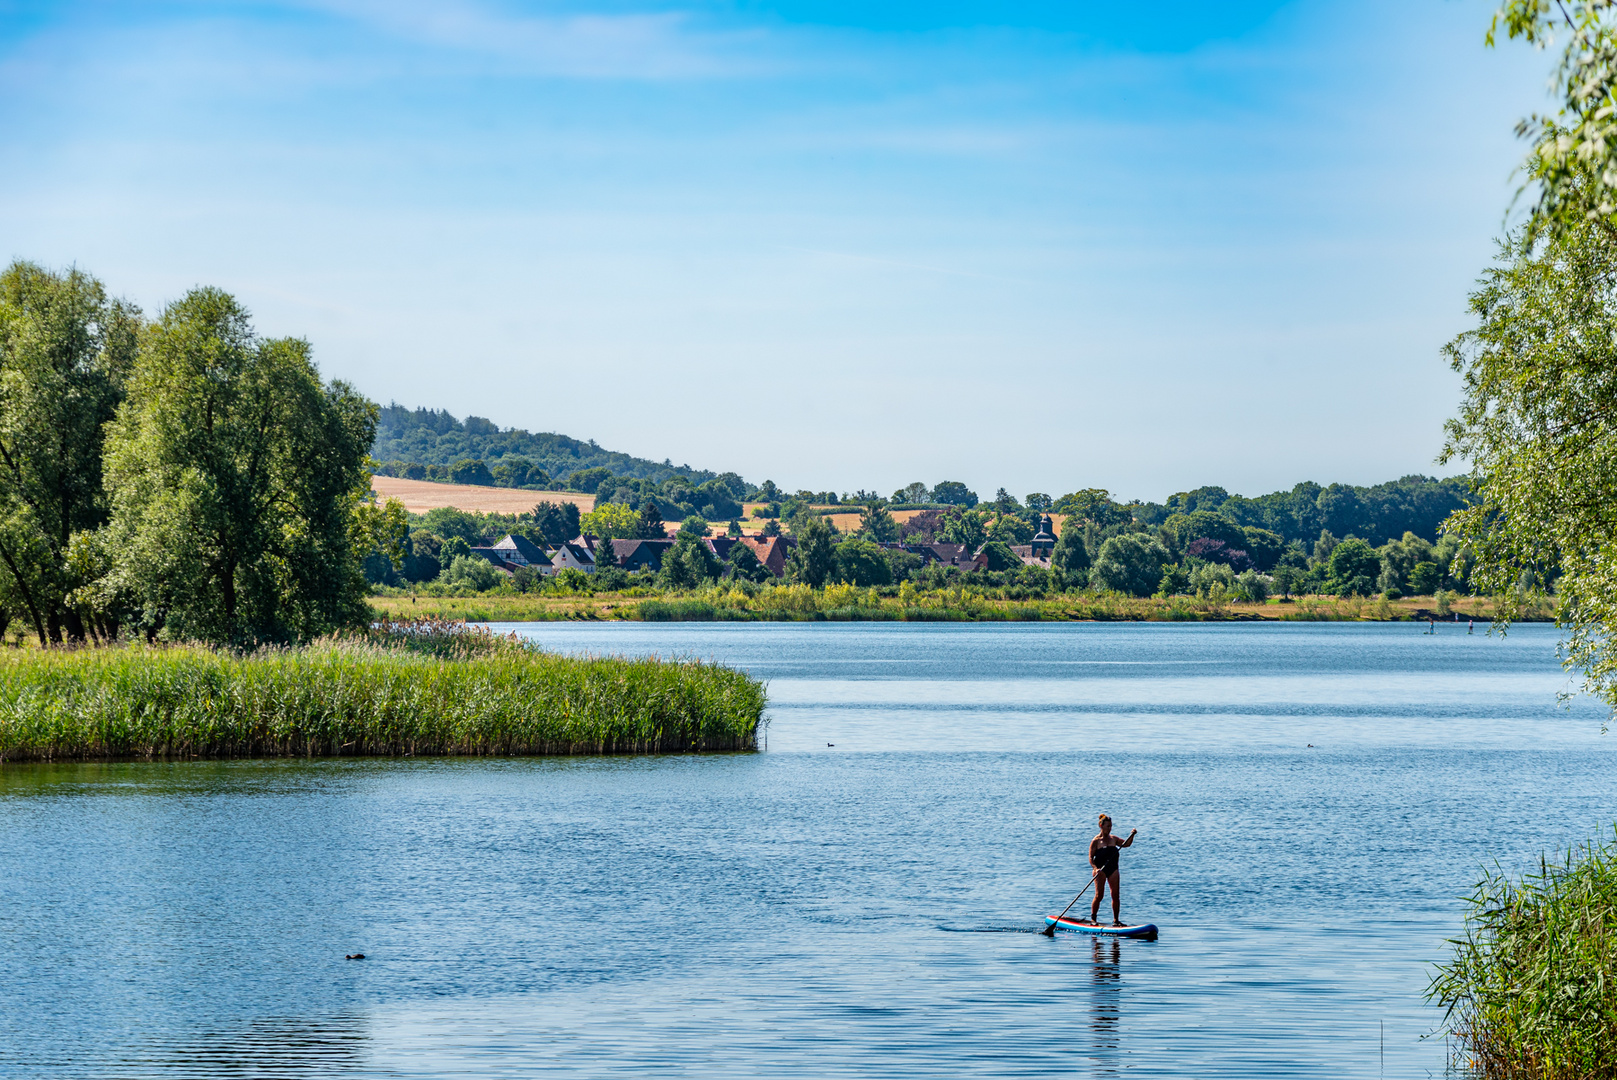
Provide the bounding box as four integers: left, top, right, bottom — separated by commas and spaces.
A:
827, 742, 834, 747
345, 954, 365, 960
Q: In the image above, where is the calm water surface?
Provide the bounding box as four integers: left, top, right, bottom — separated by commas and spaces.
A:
3, 622, 1613, 1078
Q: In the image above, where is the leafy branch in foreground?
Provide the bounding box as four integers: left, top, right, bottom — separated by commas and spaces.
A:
1439, 206, 1617, 708
1491, 1, 1617, 236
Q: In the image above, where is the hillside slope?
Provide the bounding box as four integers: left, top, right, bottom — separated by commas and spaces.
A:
372, 404, 719, 485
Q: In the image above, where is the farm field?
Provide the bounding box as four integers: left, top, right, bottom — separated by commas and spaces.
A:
373, 476, 595, 516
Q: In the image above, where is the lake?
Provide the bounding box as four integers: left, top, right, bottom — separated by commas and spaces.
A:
2, 621, 1611, 1078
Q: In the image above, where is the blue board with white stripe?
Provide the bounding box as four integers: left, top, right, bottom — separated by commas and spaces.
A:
1044, 915, 1158, 939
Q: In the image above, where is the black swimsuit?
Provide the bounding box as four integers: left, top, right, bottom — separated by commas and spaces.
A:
1093, 843, 1120, 877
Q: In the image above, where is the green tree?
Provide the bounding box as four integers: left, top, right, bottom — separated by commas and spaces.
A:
726, 519, 743, 538
1440, 205, 1617, 700
532, 500, 581, 545
635, 501, 667, 539
893, 482, 930, 504
833, 538, 893, 586
446, 553, 499, 591
1240, 526, 1286, 571
104, 288, 376, 645
1052, 488, 1133, 528
1025, 493, 1053, 514
448, 458, 494, 486
990, 514, 1034, 545
858, 503, 899, 543
932, 480, 978, 507
1091, 534, 1170, 596
788, 514, 836, 587
979, 540, 1021, 572
580, 501, 638, 541
1155, 563, 1191, 598
726, 541, 770, 583
1409, 561, 1441, 596
1325, 537, 1380, 597
661, 525, 719, 588
940, 508, 988, 549
1377, 531, 1435, 594
0, 261, 139, 643
1050, 522, 1091, 587
1488, 2, 1617, 238
422, 507, 484, 544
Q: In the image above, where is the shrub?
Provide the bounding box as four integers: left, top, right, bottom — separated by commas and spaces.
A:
446, 554, 500, 591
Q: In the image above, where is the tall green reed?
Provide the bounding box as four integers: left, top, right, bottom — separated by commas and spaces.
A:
0, 621, 765, 761
1430, 829, 1617, 1079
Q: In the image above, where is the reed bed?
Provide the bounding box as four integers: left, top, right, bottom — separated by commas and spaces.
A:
1429, 829, 1617, 1079
0, 621, 766, 761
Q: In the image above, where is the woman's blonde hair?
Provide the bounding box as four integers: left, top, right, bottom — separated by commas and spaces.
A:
1098, 813, 1112, 827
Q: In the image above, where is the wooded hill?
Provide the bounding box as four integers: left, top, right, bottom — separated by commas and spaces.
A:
372, 404, 717, 487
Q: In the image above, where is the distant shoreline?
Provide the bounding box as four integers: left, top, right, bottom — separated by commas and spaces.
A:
371, 593, 1550, 625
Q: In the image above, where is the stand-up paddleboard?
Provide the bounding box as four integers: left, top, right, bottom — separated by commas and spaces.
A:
1044, 915, 1158, 939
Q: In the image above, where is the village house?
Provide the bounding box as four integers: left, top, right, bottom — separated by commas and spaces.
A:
491, 534, 549, 566
550, 540, 596, 573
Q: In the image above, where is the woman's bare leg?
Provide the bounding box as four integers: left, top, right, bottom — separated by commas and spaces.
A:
1089, 874, 1107, 922
1107, 872, 1122, 924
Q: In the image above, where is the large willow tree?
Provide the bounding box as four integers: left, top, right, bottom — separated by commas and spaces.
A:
106, 288, 378, 646
0, 262, 138, 644
1441, 207, 1617, 707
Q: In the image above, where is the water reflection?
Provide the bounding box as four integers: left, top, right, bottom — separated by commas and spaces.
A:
72, 1015, 370, 1079
1084, 937, 1123, 1070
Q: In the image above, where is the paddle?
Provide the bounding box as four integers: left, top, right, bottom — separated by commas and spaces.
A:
1041, 870, 1100, 936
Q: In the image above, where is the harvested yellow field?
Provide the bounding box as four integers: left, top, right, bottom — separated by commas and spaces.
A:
373, 476, 595, 516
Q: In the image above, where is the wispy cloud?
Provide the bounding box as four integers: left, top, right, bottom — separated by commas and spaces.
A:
303, 0, 771, 78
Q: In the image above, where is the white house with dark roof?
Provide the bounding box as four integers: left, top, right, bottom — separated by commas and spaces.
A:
492, 534, 549, 567
550, 541, 596, 574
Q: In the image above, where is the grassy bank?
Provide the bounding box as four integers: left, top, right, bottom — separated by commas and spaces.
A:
370, 587, 1542, 625
1430, 830, 1617, 1079
0, 622, 766, 762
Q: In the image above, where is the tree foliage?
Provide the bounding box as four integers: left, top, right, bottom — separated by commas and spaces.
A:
0, 261, 138, 643
104, 288, 376, 645
1325, 537, 1380, 597
858, 503, 899, 543
1490, 2, 1617, 237
1090, 534, 1170, 597
1441, 210, 1617, 703
1050, 521, 1091, 585
833, 538, 893, 586
788, 515, 836, 587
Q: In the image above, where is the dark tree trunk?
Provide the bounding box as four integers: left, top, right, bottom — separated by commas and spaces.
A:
64, 609, 87, 644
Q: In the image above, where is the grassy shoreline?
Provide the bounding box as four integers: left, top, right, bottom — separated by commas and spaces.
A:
0, 625, 766, 762
369, 589, 1547, 625
1431, 829, 1617, 1078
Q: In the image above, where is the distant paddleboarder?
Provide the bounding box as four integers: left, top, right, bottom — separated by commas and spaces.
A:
1087, 814, 1137, 926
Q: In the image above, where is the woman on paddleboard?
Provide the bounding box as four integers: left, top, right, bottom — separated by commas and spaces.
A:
1088, 814, 1136, 926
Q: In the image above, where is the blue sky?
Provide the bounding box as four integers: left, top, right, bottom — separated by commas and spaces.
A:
0, 0, 1549, 500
